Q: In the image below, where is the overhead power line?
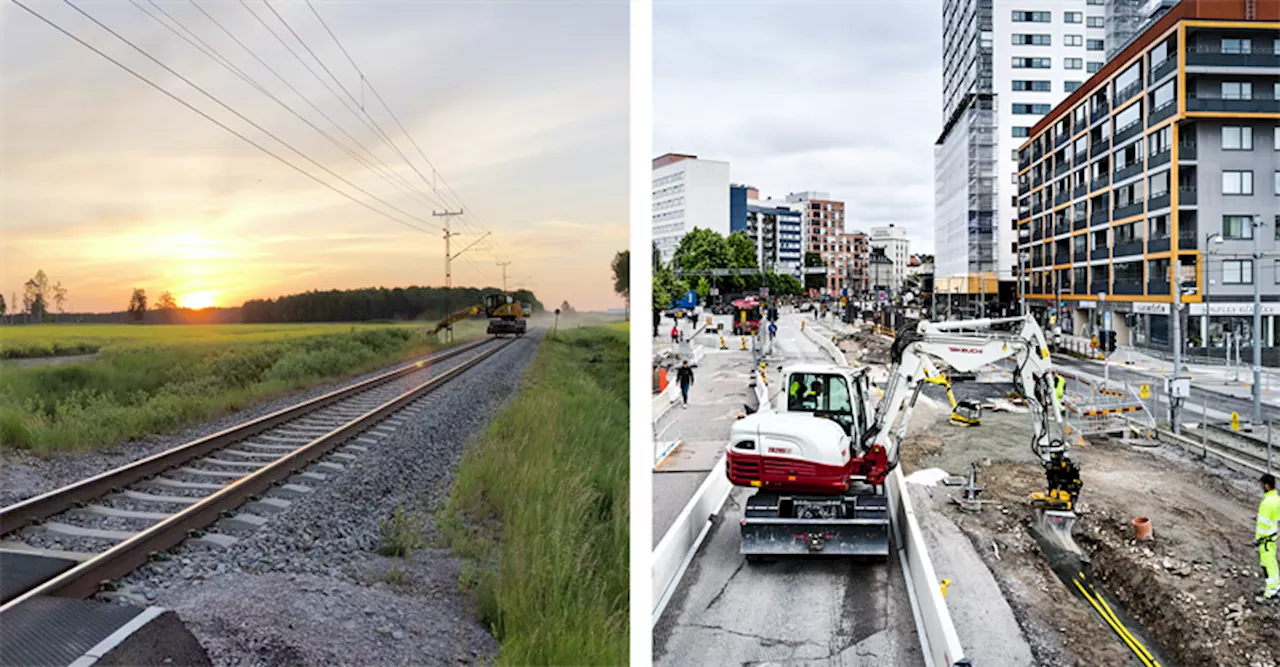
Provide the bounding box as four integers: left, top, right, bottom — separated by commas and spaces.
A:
10, 0, 440, 236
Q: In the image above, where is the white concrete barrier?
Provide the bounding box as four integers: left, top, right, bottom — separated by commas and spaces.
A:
651, 457, 732, 624
887, 468, 970, 666
801, 322, 848, 366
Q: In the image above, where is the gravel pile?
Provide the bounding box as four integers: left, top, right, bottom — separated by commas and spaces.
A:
0, 340, 493, 508
108, 334, 540, 665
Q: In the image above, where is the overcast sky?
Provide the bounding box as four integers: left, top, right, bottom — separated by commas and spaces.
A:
1, 1, 627, 313
655, 0, 942, 252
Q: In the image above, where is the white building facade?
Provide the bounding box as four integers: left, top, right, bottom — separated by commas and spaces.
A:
870, 225, 911, 293
652, 153, 731, 263
935, 0, 1109, 293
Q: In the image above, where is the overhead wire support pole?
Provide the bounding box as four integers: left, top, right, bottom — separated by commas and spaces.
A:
496, 261, 512, 293
434, 210, 464, 341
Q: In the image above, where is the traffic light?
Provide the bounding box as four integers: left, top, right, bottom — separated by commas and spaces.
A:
1100, 330, 1116, 354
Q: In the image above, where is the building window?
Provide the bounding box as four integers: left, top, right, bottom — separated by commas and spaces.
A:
1223, 126, 1253, 150
1222, 38, 1252, 54
1065, 81, 1082, 92
1013, 57, 1052, 69
1087, 16, 1105, 28
1275, 127, 1279, 149
1087, 62, 1104, 73
1013, 34, 1052, 46
1065, 58, 1083, 70
1223, 215, 1255, 239
1275, 171, 1279, 196
1013, 103, 1051, 114
1012, 10, 1051, 22
1087, 39, 1105, 51
1223, 260, 1253, 285
1064, 11, 1082, 23
1222, 82, 1253, 100
1013, 80, 1052, 91
1065, 35, 1083, 46
1223, 171, 1254, 195
1013, 127, 1031, 137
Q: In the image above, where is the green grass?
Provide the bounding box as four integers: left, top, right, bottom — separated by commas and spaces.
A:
0, 322, 422, 359
0, 322, 484, 454
441, 326, 628, 666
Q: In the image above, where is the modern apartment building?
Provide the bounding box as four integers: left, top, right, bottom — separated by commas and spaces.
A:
742, 194, 805, 278
786, 192, 862, 295
870, 225, 912, 293
652, 153, 731, 263
1016, 0, 1279, 354
935, 0, 1108, 314
1106, 0, 1179, 60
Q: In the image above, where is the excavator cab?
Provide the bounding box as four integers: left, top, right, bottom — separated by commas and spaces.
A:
484, 293, 526, 337
781, 366, 868, 438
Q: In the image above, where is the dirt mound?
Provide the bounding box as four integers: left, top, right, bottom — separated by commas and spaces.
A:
835, 326, 891, 365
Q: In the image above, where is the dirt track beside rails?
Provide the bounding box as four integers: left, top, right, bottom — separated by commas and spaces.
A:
903, 407, 1280, 667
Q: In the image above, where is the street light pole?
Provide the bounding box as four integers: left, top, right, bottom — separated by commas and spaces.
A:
1253, 215, 1263, 425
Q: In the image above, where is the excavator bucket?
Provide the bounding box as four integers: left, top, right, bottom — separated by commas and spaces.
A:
1030, 509, 1087, 564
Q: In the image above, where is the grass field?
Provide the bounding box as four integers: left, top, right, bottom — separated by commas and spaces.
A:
0, 321, 483, 454
441, 326, 628, 665
0, 322, 421, 359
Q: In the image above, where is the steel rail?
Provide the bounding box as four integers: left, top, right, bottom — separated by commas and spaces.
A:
0, 337, 517, 613
0, 337, 493, 535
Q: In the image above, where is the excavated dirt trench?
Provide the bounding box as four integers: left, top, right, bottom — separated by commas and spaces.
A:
902, 409, 1280, 667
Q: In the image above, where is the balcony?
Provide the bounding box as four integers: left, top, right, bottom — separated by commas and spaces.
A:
1018, 206, 1031, 220
1091, 246, 1110, 260
1114, 282, 1144, 296
1179, 187, 1198, 206
1149, 57, 1177, 84
1033, 144, 1044, 161
1073, 183, 1088, 199
1149, 192, 1171, 210
1114, 118, 1143, 145
1033, 172, 1043, 188
1185, 47, 1280, 69
1020, 153, 1031, 170
1074, 249, 1088, 263
1149, 148, 1171, 169
1055, 161, 1070, 178
1054, 220, 1071, 236
1090, 209, 1110, 226
1033, 199, 1044, 215
1073, 216, 1088, 232
1179, 142, 1197, 160
1074, 148, 1088, 165
1148, 280, 1171, 296
1032, 225, 1044, 241
1114, 81, 1143, 106
1090, 139, 1109, 157
1113, 241, 1144, 258
1073, 281, 1089, 295
1091, 101, 1110, 124
1149, 237, 1171, 254
1185, 94, 1280, 114
1054, 190, 1070, 206
1113, 162, 1143, 184
1178, 229, 1198, 249
1091, 175, 1110, 192
1148, 99, 1176, 126
1056, 132, 1069, 148
1114, 202, 1144, 220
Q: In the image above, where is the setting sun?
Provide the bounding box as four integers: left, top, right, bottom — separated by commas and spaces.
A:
178, 291, 219, 310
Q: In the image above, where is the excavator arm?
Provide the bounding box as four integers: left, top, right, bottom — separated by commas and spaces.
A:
429, 305, 483, 336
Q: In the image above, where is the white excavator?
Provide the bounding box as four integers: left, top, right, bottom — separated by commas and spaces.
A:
727, 314, 1081, 559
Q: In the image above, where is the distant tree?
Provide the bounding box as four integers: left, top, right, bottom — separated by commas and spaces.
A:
772, 273, 804, 296
611, 250, 629, 318
127, 288, 147, 322
156, 291, 178, 310
0, 293, 6, 319
560, 300, 575, 315
23, 270, 50, 321
52, 282, 67, 318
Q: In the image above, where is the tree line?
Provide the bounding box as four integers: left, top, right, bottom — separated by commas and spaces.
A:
652, 229, 808, 310
240, 286, 544, 323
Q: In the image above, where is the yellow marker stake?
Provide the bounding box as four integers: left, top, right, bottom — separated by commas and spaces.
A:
939, 579, 951, 597
1232, 412, 1240, 431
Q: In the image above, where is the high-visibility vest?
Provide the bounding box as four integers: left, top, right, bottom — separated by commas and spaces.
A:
1055, 376, 1066, 401
1258, 490, 1280, 541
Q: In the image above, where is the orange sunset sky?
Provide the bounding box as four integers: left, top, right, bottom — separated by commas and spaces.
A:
1, 2, 628, 313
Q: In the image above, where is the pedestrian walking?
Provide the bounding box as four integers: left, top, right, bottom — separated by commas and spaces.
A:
676, 360, 695, 408
670, 323, 679, 345
1256, 473, 1279, 604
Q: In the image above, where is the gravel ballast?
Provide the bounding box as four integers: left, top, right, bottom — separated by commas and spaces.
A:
0, 339, 494, 508
105, 333, 542, 665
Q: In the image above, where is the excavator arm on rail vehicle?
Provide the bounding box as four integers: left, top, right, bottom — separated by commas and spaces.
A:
726, 314, 1083, 559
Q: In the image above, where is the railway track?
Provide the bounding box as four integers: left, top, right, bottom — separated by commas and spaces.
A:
0, 335, 518, 614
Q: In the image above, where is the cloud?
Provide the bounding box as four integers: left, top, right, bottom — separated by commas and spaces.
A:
1, 0, 628, 311
655, 0, 943, 250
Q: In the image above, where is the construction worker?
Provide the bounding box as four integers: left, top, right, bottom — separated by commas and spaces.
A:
1256, 473, 1279, 604
676, 360, 695, 408
1055, 374, 1066, 405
